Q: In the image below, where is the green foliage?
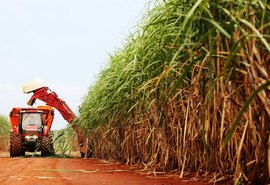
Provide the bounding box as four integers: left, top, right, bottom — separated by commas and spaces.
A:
53, 129, 71, 157
0, 114, 10, 137
53, 125, 78, 157
80, 0, 270, 131
0, 114, 11, 151
78, 0, 270, 184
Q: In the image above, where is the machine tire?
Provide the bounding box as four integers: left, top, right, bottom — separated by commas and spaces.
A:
80, 142, 94, 158
10, 132, 24, 157
40, 132, 54, 156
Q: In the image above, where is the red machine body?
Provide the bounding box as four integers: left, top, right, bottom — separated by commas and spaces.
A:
9, 105, 55, 157
26, 87, 87, 156
10, 105, 54, 136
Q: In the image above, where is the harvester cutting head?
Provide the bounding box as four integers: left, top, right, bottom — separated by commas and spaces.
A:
22, 79, 46, 94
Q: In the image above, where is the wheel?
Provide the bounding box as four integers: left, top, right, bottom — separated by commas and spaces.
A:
80, 142, 94, 158
86, 142, 94, 158
80, 152, 85, 158
10, 132, 24, 157
40, 132, 54, 156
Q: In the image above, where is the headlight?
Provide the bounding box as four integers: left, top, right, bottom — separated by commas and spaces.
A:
32, 135, 38, 139
25, 135, 38, 139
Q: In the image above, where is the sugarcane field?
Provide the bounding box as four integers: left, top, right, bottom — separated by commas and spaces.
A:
0, 0, 270, 185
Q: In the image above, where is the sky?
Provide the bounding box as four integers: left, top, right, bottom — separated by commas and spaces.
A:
0, 0, 148, 130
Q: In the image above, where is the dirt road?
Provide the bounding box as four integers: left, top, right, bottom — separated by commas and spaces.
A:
0, 156, 209, 185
